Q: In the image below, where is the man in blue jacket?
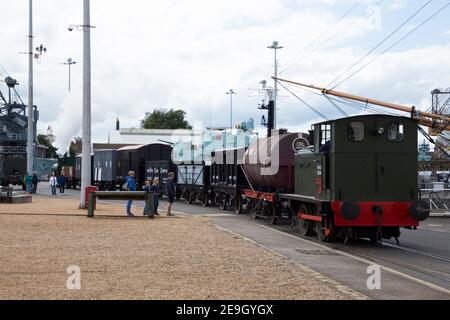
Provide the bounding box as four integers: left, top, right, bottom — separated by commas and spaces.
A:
126, 171, 137, 216
58, 173, 67, 196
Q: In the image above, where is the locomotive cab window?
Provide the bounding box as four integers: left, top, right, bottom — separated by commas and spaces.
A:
314, 124, 332, 153
388, 122, 404, 142
348, 122, 365, 142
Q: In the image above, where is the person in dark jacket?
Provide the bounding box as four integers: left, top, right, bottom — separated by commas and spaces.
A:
58, 173, 66, 196
319, 140, 332, 155
31, 173, 39, 194
126, 171, 137, 216
166, 172, 176, 217
150, 178, 160, 216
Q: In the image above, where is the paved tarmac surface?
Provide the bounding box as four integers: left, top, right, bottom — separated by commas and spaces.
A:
34, 186, 450, 300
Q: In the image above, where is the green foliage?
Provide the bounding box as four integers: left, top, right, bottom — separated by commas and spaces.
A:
68, 140, 78, 156
37, 134, 59, 158
141, 109, 192, 130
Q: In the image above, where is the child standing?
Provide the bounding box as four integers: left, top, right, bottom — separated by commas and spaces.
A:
143, 180, 152, 216
150, 178, 160, 216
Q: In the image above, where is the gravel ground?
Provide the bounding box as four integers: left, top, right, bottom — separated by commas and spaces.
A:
0, 197, 353, 300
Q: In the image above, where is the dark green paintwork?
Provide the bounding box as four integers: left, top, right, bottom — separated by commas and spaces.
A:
296, 115, 419, 202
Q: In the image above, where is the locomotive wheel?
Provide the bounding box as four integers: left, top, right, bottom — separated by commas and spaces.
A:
368, 234, 379, 243
219, 194, 228, 211
268, 205, 278, 225
185, 191, 193, 205
234, 196, 243, 214
315, 222, 332, 243
297, 205, 314, 236
201, 192, 209, 207
247, 200, 258, 219
215, 193, 221, 206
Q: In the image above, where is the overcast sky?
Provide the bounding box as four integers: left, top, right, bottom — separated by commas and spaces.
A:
1, 0, 449, 152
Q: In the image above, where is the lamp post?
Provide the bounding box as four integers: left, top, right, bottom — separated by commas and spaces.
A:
69, 0, 94, 208
26, 0, 46, 183
226, 89, 237, 129
26, 0, 34, 177
61, 58, 77, 91
267, 41, 283, 129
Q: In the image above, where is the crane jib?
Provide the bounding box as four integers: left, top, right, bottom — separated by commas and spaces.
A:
273, 77, 450, 131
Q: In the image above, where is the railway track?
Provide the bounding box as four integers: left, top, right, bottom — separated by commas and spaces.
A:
329, 243, 450, 286
259, 222, 450, 296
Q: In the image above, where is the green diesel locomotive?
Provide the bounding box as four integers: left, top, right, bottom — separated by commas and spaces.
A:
279, 114, 429, 242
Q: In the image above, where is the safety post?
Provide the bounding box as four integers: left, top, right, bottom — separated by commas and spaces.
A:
145, 192, 155, 219
87, 191, 95, 218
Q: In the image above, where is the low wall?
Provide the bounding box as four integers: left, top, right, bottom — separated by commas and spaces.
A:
0, 195, 32, 204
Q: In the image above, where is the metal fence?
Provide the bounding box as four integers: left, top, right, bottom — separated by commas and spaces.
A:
420, 186, 450, 211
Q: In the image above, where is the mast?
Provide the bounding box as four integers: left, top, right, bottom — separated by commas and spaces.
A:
27, 0, 34, 175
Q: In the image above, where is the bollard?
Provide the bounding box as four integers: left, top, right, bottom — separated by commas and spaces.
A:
146, 193, 155, 219
87, 192, 95, 218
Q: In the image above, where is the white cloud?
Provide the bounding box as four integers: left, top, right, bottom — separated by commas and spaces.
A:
388, 0, 409, 11
0, 0, 448, 153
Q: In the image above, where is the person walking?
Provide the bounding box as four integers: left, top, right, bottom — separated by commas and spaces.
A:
58, 172, 66, 196
49, 173, 57, 196
166, 172, 176, 217
125, 171, 137, 217
31, 173, 39, 194
25, 173, 32, 194
150, 178, 160, 216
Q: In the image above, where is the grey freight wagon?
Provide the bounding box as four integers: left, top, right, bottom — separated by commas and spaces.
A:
116, 143, 174, 191
93, 149, 117, 191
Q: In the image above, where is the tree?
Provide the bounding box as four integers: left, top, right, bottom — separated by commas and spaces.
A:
141, 109, 192, 130
37, 134, 59, 158
69, 137, 82, 156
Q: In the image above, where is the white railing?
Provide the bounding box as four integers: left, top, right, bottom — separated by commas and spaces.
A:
420, 188, 450, 211
6, 133, 25, 141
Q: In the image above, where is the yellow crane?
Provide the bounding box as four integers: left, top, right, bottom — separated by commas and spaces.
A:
274, 77, 450, 136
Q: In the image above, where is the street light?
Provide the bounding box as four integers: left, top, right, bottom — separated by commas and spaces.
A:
61, 58, 77, 91
226, 89, 237, 129
267, 41, 283, 129
25, 1, 48, 181
26, 0, 33, 181
34, 44, 47, 61
24, 1, 47, 185
69, 0, 94, 209
68, 24, 96, 32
